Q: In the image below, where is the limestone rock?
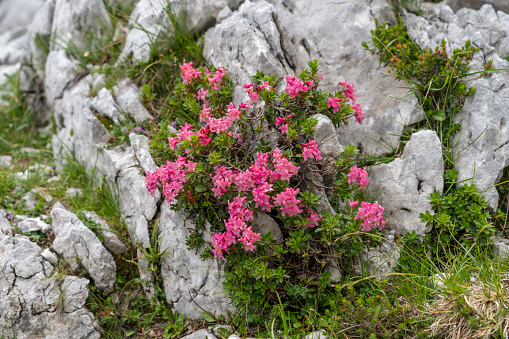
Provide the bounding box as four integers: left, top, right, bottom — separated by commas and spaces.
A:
129, 133, 157, 173
40, 248, 58, 265
0, 0, 45, 32
251, 212, 283, 243
354, 232, 400, 276
447, 0, 509, 14
51, 207, 116, 292
181, 329, 217, 339
115, 79, 153, 123
0, 28, 31, 65
312, 114, 343, 159
0, 210, 13, 234
28, 0, 55, 71
367, 130, 444, 235
90, 88, 125, 125
66, 187, 83, 198
83, 211, 127, 255
203, 1, 297, 103
492, 236, 509, 260
158, 203, 233, 320
17, 217, 51, 234
0, 155, 12, 169
44, 50, 78, 105
0, 233, 100, 338
272, 0, 421, 156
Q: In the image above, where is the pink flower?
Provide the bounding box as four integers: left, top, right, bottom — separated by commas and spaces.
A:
228, 196, 254, 221
168, 137, 179, 151
354, 201, 388, 232
209, 67, 226, 90
244, 83, 259, 103
301, 140, 322, 162
226, 102, 242, 121
179, 62, 202, 84
255, 152, 269, 167
352, 102, 365, 125
253, 182, 273, 212
211, 166, 235, 198
327, 97, 343, 114
347, 166, 370, 190
200, 105, 213, 123
197, 88, 209, 102
257, 81, 272, 91
349, 200, 359, 213
275, 117, 287, 125
317, 72, 323, 81
279, 123, 289, 134
239, 227, 262, 251
303, 213, 322, 229
239, 102, 250, 111
273, 188, 303, 217
272, 157, 299, 182
339, 80, 358, 102
208, 117, 233, 133
235, 170, 255, 192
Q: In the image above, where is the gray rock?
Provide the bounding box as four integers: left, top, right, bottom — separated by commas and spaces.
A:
44, 50, 78, 105
0, 155, 12, 169
447, 0, 509, 14
0, 28, 31, 65
305, 331, 328, 339
90, 88, 125, 125
272, 0, 422, 156
129, 133, 157, 173
126, 213, 151, 249
0, 0, 45, 33
17, 218, 51, 234
354, 232, 400, 277
40, 248, 58, 264
0, 64, 21, 106
251, 212, 283, 243
312, 114, 343, 159
367, 130, 444, 235
51, 208, 116, 292
404, 5, 509, 210
115, 79, 153, 123
217, 6, 233, 23
28, 0, 55, 71
21, 189, 39, 211
52, 201, 66, 211
158, 203, 233, 320
66, 187, 83, 198
0, 233, 100, 338
0, 210, 13, 234
203, 1, 297, 103
51, 0, 110, 51
492, 236, 509, 260
83, 211, 127, 255
181, 329, 217, 339
137, 248, 156, 299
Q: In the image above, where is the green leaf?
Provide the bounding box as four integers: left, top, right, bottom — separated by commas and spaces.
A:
203, 312, 216, 323
126, 330, 137, 337
195, 184, 207, 193
432, 110, 446, 121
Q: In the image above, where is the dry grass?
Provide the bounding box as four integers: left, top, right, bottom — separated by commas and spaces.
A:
426, 280, 509, 338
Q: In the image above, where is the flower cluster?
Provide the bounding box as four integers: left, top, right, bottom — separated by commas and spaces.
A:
129, 126, 148, 135
349, 201, 388, 232
347, 166, 370, 190
284, 76, 314, 97
301, 140, 322, 162
145, 156, 197, 203
339, 81, 365, 124
179, 61, 202, 84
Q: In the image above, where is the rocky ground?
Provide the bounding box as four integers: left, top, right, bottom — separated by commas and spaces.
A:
2, 0, 509, 338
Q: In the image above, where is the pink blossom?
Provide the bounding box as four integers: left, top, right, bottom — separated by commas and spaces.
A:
255, 152, 269, 167
279, 123, 289, 134
257, 81, 272, 91
352, 102, 365, 125
228, 196, 254, 221
239, 102, 250, 111
224, 216, 247, 237
272, 157, 299, 182
347, 166, 370, 190
317, 72, 323, 81
339, 80, 358, 102
301, 140, 322, 162
273, 188, 303, 217
208, 117, 233, 133
349, 199, 359, 213
178, 123, 194, 141
253, 182, 273, 212
327, 97, 343, 114
244, 83, 259, 103
168, 137, 179, 151
284, 76, 308, 97
209, 67, 226, 90
239, 227, 262, 251
226, 102, 242, 121
235, 170, 255, 192
197, 88, 209, 102
275, 117, 287, 125
354, 201, 388, 232
249, 165, 271, 185
179, 62, 202, 84
211, 166, 235, 198
303, 213, 322, 229
200, 105, 213, 123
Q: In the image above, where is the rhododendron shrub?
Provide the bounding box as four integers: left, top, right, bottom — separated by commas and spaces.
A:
145, 60, 387, 327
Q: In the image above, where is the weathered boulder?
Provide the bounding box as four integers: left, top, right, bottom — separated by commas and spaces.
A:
51, 207, 116, 292
251, 212, 283, 243
203, 0, 297, 103
0, 233, 100, 338
17, 217, 51, 234
83, 211, 127, 255
114, 79, 153, 123
447, 0, 509, 14
44, 50, 78, 105
405, 4, 509, 210
271, 0, 421, 156
0, 0, 46, 33
0, 210, 13, 234
367, 130, 444, 235
130, 133, 157, 173
28, 0, 55, 71
0, 28, 31, 65
90, 87, 125, 125
158, 203, 233, 320
0, 155, 13, 169
354, 231, 400, 276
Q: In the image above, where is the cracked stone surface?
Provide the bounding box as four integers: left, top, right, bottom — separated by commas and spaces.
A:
0, 233, 100, 339
130, 133, 157, 173
114, 79, 153, 123
404, 4, 509, 210
90, 87, 126, 125
446, 0, 509, 14
44, 50, 78, 106
0, 210, 13, 234
83, 211, 127, 255
158, 203, 233, 320
367, 130, 444, 236
203, 0, 298, 103
270, 0, 422, 156
51, 207, 116, 292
